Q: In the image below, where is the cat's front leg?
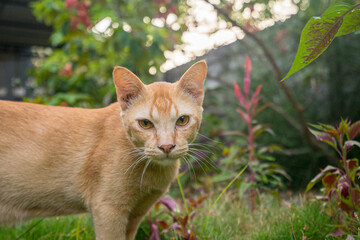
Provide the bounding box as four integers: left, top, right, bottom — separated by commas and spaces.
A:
126, 190, 164, 240
91, 204, 130, 240
126, 214, 145, 240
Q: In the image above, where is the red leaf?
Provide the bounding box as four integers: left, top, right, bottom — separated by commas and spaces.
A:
159, 197, 177, 211
233, 81, 245, 105
337, 178, 350, 200
337, 201, 352, 213
347, 158, 359, 172
236, 109, 250, 123
250, 84, 263, 115
182, 214, 189, 226
149, 223, 160, 240
309, 128, 336, 148
345, 140, 360, 151
349, 120, 360, 139
157, 220, 169, 230
169, 222, 181, 230
322, 173, 338, 191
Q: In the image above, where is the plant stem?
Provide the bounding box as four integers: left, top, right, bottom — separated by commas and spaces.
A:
202, 164, 248, 230
177, 174, 189, 215
247, 106, 257, 211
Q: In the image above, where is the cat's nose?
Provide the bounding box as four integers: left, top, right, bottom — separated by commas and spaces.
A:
158, 144, 176, 154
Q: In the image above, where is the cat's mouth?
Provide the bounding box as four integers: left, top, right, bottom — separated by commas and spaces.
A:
145, 150, 186, 165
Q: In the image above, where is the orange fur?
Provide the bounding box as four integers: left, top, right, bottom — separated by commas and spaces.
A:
0, 61, 207, 240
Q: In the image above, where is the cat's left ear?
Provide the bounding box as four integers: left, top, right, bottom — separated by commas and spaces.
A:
177, 60, 207, 105
113, 66, 145, 111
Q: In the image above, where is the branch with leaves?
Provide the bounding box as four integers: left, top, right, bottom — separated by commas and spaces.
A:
202, 0, 340, 166
283, 2, 360, 80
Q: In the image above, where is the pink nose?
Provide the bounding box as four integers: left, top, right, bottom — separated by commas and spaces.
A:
158, 144, 176, 154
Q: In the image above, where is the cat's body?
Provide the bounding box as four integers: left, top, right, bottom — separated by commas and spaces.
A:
0, 61, 207, 239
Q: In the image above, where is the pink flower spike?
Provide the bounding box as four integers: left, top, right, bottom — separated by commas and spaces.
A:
233, 81, 245, 105
244, 55, 252, 95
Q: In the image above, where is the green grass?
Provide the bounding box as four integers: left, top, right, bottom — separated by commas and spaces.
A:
195, 193, 339, 240
0, 194, 344, 239
0, 215, 94, 240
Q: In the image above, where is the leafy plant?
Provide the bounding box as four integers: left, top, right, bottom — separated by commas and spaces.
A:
282, 1, 360, 81
30, 0, 183, 106
227, 55, 289, 210
306, 119, 360, 236
138, 194, 204, 240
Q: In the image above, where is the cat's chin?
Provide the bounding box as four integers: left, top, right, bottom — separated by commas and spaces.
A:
151, 156, 181, 166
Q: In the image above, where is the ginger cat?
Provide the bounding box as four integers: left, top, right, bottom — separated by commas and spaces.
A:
0, 61, 207, 239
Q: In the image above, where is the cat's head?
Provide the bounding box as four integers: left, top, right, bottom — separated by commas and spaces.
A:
113, 61, 206, 165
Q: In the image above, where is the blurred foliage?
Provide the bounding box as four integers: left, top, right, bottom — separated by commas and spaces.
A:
306, 119, 360, 236
197, 0, 360, 190
28, 0, 360, 191
29, 0, 184, 106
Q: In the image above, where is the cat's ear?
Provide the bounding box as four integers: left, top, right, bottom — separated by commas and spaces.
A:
177, 60, 207, 105
113, 66, 145, 110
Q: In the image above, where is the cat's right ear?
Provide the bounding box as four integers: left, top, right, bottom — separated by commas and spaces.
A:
113, 66, 145, 111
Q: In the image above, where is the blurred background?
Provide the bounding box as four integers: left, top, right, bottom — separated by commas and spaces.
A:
0, 0, 359, 191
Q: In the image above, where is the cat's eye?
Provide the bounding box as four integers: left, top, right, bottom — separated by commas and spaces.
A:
176, 115, 190, 126
138, 119, 154, 129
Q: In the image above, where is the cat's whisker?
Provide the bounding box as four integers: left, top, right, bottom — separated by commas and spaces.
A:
187, 148, 217, 170
125, 154, 148, 174
187, 146, 213, 155
186, 153, 207, 175
182, 155, 196, 179
118, 148, 143, 161
188, 143, 218, 153
197, 133, 222, 145
140, 159, 152, 190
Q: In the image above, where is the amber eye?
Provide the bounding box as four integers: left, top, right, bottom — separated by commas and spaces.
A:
176, 115, 190, 126
138, 119, 154, 129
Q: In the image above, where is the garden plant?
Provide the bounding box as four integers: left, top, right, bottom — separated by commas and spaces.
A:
0, 0, 359, 239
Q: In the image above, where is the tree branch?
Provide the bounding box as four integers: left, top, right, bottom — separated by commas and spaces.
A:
203, 0, 339, 166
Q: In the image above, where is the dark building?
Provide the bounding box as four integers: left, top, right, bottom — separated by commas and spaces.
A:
0, 0, 51, 100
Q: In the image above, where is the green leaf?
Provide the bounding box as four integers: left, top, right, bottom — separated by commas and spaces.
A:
336, 9, 360, 36
282, 3, 358, 81
339, 118, 349, 135
257, 154, 275, 161
212, 172, 235, 183
238, 181, 253, 196
50, 31, 64, 46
